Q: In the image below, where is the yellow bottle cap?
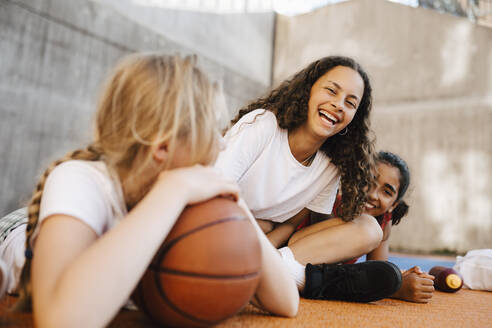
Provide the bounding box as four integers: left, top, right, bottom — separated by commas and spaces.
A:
446, 274, 462, 289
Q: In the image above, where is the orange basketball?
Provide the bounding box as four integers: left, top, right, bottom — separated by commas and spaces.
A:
132, 197, 262, 327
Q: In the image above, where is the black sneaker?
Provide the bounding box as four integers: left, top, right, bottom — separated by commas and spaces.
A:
303, 261, 402, 302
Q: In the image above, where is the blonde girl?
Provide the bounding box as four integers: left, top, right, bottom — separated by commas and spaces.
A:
12, 53, 298, 327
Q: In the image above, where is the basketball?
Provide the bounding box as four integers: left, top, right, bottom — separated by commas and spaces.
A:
132, 197, 262, 327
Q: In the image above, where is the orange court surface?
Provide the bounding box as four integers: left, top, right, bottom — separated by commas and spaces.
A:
1, 249, 490, 328
1, 287, 491, 327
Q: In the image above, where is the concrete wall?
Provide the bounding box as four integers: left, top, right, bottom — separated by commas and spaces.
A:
94, 0, 274, 87
0, 0, 274, 215
274, 0, 492, 253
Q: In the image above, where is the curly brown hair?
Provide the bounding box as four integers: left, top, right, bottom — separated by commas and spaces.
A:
233, 56, 376, 221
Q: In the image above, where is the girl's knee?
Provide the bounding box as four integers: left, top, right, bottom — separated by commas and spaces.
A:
355, 214, 383, 251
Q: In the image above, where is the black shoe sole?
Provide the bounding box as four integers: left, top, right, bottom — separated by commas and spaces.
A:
303, 260, 403, 303
356, 260, 402, 302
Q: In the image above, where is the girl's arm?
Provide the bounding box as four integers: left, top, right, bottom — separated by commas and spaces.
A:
238, 199, 299, 317
257, 219, 275, 234
366, 223, 391, 261
265, 209, 310, 248
32, 166, 239, 328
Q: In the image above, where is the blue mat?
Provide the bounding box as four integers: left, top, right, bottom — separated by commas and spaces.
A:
357, 255, 456, 272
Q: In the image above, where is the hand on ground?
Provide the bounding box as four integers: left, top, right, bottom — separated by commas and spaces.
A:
394, 266, 435, 303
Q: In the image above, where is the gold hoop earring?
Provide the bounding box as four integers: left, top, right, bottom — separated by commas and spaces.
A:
339, 127, 348, 136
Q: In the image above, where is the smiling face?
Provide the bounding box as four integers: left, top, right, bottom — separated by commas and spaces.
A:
306, 65, 364, 140
364, 162, 401, 217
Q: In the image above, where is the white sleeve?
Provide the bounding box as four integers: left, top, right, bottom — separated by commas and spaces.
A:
306, 176, 340, 215
215, 109, 277, 182
39, 162, 111, 236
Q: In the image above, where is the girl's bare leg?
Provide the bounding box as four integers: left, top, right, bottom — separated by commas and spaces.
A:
287, 214, 382, 265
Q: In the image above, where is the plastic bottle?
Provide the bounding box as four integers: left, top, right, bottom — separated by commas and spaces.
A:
429, 266, 463, 293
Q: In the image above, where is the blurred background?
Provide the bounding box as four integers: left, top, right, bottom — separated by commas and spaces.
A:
1, 0, 491, 255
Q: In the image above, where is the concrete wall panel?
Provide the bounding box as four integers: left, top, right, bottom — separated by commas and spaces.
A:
373, 103, 492, 252
94, 0, 275, 86
274, 0, 492, 103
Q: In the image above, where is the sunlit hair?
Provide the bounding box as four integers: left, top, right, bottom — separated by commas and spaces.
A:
14, 53, 226, 311
376, 151, 410, 225
233, 56, 375, 221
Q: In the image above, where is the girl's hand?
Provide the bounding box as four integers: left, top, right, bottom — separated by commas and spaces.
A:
158, 165, 240, 205
394, 266, 435, 303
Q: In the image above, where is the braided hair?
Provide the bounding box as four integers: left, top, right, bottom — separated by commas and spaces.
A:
15, 146, 103, 311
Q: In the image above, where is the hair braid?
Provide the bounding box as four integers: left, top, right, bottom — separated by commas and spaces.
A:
14, 145, 102, 311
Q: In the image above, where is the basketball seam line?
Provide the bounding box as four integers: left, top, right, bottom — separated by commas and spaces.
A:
157, 216, 246, 256
148, 267, 260, 280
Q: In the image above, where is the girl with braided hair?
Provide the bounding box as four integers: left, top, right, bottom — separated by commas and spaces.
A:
215, 56, 402, 302
0, 53, 299, 326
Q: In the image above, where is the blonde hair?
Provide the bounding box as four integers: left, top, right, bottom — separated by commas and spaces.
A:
14, 53, 226, 310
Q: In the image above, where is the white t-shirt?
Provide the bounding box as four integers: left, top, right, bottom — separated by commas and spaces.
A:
32, 160, 128, 244
30, 160, 138, 309
215, 109, 340, 223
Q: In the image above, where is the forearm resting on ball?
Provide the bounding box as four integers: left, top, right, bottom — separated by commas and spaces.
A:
238, 199, 299, 317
